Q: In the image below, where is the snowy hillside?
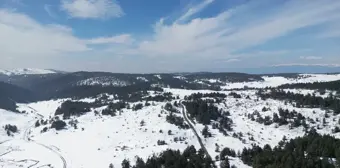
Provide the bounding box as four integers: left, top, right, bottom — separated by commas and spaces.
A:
1, 73, 340, 168
0, 68, 58, 76
77, 76, 130, 86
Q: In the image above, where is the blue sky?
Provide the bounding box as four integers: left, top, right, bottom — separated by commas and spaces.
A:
1, 0, 340, 73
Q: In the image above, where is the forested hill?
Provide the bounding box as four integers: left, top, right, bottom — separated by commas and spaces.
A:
0, 81, 37, 112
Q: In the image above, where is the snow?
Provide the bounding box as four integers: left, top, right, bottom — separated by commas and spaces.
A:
283, 88, 337, 98
77, 77, 129, 86
164, 87, 340, 167
207, 79, 219, 83
0, 109, 62, 168
0, 109, 33, 142
7, 101, 201, 168
221, 74, 340, 89
17, 99, 67, 118
1, 139, 63, 168
136, 77, 148, 82
173, 76, 186, 80
0, 68, 57, 76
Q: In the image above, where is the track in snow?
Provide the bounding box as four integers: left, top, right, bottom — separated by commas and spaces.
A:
22, 106, 68, 168
181, 104, 212, 159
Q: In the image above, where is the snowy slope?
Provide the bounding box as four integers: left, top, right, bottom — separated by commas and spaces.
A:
15, 101, 201, 168
0, 68, 58, 76
221, 73, 340, 89
0, 108, 63, 168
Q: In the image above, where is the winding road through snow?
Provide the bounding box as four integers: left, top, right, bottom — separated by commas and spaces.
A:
23, 106, 68, 168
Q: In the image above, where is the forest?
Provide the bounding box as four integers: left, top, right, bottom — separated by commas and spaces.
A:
118, 145, 216, 168
240, 130, 340, 168
257, 89, 340, 115
182, 99, 221, 125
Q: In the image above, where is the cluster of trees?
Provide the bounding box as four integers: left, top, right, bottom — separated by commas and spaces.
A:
144, 92, 175, 102
258, 89, 340, 115
220, 147, 236, 159
183, 99, 221, 125
118, 145, 216, 168
102, 101, 127, 116
228, 92, 242, 99
132, 103, 144, 111
247, 110, 273, 126
4, 124, 18, 136
211, 114, 234, 136
247, 108, 307, 128
55, 100, 92, 119
185, 92, 227, 103
157, 140, 167, 145
202, 126, 212, 138
166, 112, 190, 129
51, 120, 67, 130
164, 102, 179, 113
240, 130, 340, 168
183, 99, 233, 135
276, 108, 307, 128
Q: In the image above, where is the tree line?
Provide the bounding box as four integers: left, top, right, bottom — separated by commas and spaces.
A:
118, 145, 216, 168
257, 89, 340, 115
278, 80, 340, 92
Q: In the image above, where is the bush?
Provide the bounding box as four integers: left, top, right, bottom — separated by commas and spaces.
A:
35, 120, 40, 127
157, 140, 167, 145
4, 124, 18, 136
51, 120, 67, 130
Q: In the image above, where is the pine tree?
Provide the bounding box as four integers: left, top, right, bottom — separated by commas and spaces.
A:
121, 159, 130, 168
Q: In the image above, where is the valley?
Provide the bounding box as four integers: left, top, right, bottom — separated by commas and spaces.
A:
1, 71, 340, 168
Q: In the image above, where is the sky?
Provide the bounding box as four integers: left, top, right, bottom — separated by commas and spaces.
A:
0, 0, 340, 73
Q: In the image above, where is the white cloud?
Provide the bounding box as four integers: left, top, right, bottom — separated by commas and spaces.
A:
86, 34, 133, 45
2, 0, 340, 72
61, 0, 124, 19
300, 56, 322, 60
176, 0, 214, 23
272, 63, 340, 67
138, 11, 231, 57
224, 58, 240, 63
44, 5, 58, 19
0, 9, 89, 57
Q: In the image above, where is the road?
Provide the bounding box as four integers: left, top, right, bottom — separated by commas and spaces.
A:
22, 106, 68, 168
181, 104, 212, 159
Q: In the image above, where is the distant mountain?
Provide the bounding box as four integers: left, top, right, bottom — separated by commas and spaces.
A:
0, 68, 59, 76
214, 65, 340, 74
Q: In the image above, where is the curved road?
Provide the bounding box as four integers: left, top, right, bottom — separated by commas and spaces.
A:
180, 104, 212, 159
23, 106, 68, 168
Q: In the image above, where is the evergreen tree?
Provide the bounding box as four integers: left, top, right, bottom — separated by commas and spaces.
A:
121, 159, 130, 168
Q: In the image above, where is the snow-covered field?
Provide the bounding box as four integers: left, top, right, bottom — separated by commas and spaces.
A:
1, 73, 340, 168
221, 74, 340, 89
